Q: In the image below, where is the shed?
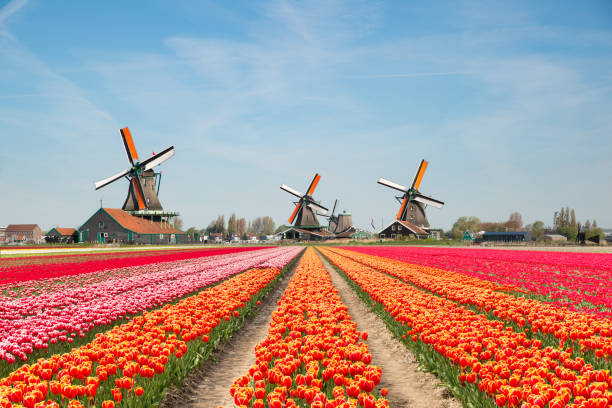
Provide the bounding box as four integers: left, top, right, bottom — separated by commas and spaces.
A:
542, 234, 567, 242
481, 231, 531, 243
350, 230, 373, 240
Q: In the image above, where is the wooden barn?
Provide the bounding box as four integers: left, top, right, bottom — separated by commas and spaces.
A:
46, 227, 78, 243
78, 208, 187, 244
378, 220, 429, 240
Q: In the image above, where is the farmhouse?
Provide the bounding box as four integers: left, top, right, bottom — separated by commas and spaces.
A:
5, 224, 43, 244
46, 227, 77, 243
78, 208, 186, 244
379, 220, 429, 240
0, 227, 6, 244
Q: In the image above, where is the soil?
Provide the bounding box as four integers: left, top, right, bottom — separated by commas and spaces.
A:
159, 262, 298, 408
318, 253, 462, 408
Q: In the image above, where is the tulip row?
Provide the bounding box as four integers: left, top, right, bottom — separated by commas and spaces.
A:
319, 247, 612, 408
330, 248, 612, 365
0, 246, 266, 286
0, 247, 300, 371
345, 247, 612, 318
0, 248, 303, 408
230, 248, 389, 408
0, 249, 260, 302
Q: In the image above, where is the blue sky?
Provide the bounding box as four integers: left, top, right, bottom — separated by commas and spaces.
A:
1, 0, 611, 231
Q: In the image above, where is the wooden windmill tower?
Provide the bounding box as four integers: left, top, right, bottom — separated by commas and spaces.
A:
322, 200, 339, 233
94, 127, 178, 223
318, 199, 355, 236
281, 173, 328, 228
378, 159, 444, 229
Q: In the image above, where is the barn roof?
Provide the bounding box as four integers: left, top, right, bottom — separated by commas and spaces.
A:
398, 220, 427, 235
381, 220, 428, 235
102, 208, 184, 235
6, 224, 39, 232
48, 227, 76, 236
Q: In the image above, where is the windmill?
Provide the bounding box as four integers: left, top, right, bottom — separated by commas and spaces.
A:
377, 159, 444, 228
317, 199, 339, 232
94, 127, 175, 212
280, 174, 328, 228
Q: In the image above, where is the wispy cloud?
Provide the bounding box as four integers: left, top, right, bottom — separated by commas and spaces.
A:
0, 0, 27, 24
0, 0, 27, 37
1, 0, 611, 229
350, 71, 472, 79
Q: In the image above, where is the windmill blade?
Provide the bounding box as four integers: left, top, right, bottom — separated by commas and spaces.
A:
281, 184, 303, 198
310, 203, 328, 215
141, 146, 175, 171
396, 196, 408, 220
120, 127, 140, 165
306, 173, 321, 196
94, 168, 131, 190
332, 199, 338, 216
377, 178, 408, 193
412, 193, 444, 208
131, 175, 147, 210
411, 159, 428, 190
288, 202, 303, 224
307, 200, 328, 212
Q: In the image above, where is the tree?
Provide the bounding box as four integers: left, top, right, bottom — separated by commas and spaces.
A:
592, 219, 598, 229
529, 221, 545, 240
251, 217, 263, 235
186, 227, 198, 236
237, 218, 247, 237
262, 216, 276, 235
587, 227, 604, 241
174, 217, 183, 230
570, 209, 577, 228
451, 216, 481, 240
585, 220, 591, 231
506, 212, 523, 231
205, 215, 226, 234
228, 213, 237, 237
479, 222, 505, 232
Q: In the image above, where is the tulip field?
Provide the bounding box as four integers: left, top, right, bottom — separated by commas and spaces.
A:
318, 247, 612, 408
0, 245, 610, 408
0, 246, 302, 407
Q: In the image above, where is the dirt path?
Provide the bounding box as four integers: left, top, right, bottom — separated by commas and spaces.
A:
318, 253, 462, 408
160, 262, 298, 408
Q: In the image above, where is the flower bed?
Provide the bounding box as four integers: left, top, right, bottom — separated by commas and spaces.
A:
320, 247, 612, 408
344, 247, 612, 318
0, 247, 267, 285
230, 248, 389, 408
0, 247, 303, 407
0, 247, 300, 370
330, 248, 612, 364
